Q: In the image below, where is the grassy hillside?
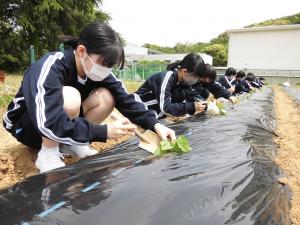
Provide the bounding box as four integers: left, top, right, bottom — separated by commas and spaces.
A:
247, 13, 300, 27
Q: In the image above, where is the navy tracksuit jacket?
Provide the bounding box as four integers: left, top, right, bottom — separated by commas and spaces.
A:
242, 80, 252, 91
232, 79, 250, 94
3, 48, 158, 145
218, 76, 250, 94
196, 81, 232, 99
218, 76, 234, 89
251, 79, 263, 88
135, 71, 196, 118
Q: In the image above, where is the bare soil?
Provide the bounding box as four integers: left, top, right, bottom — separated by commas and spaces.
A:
0, 109, 131, 190
274, 87, 300, 224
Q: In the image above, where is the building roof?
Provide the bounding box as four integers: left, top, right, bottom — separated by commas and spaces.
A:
226, 24, 300, 33
124, 43, 163, 55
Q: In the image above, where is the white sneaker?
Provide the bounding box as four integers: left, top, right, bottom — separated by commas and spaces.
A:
35, 146, 65, 173
60, 144, 98, 159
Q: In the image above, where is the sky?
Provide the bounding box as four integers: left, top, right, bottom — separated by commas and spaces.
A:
101, 0, 300, 47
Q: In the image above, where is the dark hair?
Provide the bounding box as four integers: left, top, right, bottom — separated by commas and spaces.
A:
225, 67, 237, 76
236, 70, 246, 78
202, 63, 216, 81
60, 35, 78, 48
246, 72, 255, 81
63, 22, 124, 69
166, 53, 205, 77
166, 60, 181, 71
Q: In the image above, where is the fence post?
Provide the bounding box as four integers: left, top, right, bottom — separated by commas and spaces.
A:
59, 43, 64, 52
30, 45, 35, 64
133, 64, 135, 80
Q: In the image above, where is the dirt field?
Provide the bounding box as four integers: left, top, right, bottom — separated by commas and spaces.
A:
274, 87, 300, 224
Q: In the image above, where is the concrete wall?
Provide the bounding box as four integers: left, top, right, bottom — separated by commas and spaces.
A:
215, 67, 300, 85
227, 26, 300, 71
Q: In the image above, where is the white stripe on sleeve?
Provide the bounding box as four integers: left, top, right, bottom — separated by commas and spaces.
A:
158, 71, 174, 117
35, 52, 87, 145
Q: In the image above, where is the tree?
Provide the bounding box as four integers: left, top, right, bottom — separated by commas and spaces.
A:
143, 43, 175, 54
0, 0, 110, 72
202, 44, 227, 66
209, 32, 229, 45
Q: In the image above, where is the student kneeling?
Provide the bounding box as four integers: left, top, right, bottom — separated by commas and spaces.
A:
135, 53, 208, 118
3, 22, 175, 173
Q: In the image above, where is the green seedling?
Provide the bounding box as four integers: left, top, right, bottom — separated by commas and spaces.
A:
216, 102, 226, 115
154, 135, 191, 156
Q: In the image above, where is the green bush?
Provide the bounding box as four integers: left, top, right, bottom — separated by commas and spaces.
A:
0, 54, 22, 73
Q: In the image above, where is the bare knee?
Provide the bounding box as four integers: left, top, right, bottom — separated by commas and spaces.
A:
82, 88, 115, 123
96, 88, 115, 107
83, 88, 115, 112
62, 86, 81, 119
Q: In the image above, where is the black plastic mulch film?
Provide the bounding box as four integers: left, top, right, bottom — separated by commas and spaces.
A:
0, 88, 290, 225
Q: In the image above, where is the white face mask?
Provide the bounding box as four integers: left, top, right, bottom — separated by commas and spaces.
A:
81, 54, 113, 82
184, 75, 198, 86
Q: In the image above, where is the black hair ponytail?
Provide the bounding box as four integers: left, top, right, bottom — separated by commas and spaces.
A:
59, 22, 125, 69
78, 22, 124, 69
167, 53, 205, 77
58, 35, 80, 49
61, 22, 125, 69
167, 61, 181, 71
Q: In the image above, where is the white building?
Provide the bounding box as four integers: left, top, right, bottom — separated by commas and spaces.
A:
124, 43, 213, 65
227, 25, 300, 71
124, 43, 150, 56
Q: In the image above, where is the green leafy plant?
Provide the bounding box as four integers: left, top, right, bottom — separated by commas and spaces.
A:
154, 135, 191, 156
216, 102, 226, 115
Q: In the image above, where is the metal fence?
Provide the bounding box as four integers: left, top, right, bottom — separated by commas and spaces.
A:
113, 63, 167, 81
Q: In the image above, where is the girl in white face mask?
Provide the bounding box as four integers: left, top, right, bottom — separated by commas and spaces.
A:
80, 52, 113, 82
135, 53, 208, 119
4, 22, 176, 173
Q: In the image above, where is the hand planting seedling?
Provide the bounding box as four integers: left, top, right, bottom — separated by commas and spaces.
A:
206, 101, 220, 115
194, 96, 208, 111
154, 135, 191, 156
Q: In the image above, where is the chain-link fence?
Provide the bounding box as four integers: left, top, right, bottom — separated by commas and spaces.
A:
113, 63, 167, 81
